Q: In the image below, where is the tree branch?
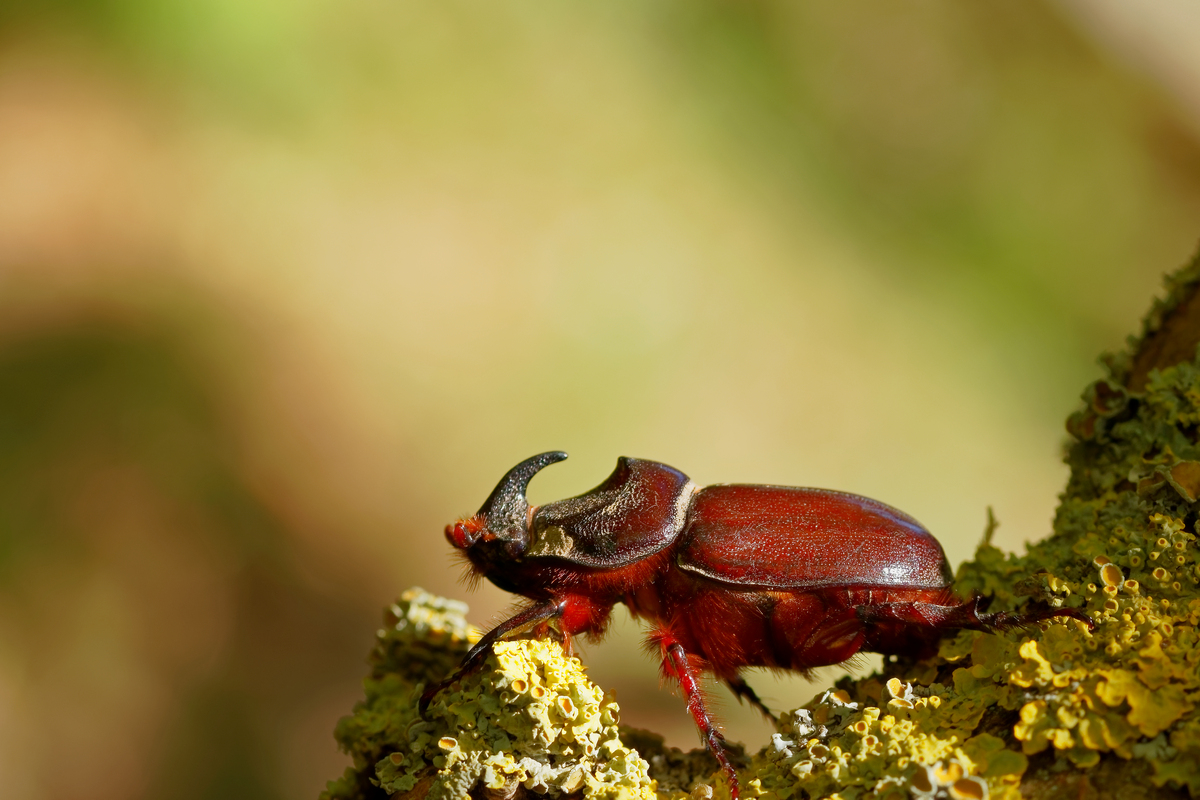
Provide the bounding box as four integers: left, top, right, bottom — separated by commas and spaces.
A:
324, 245, 1200, 800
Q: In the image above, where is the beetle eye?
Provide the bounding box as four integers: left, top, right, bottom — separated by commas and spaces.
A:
446, 522, 473, 549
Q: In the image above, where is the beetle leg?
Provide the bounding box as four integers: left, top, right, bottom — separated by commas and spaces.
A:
419, 597, 566, 712
725, 674, 774, 721
858, 596, 1094, 634
956, 596, 1095, 632
654, 633, 742, 800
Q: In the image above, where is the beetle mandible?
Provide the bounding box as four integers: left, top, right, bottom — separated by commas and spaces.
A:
420, 452, 1093, 798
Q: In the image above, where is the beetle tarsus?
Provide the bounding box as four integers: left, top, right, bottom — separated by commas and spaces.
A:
725, 674, 774, 721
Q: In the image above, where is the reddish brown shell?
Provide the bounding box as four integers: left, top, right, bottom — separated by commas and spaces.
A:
526, 457, 694, 567
676, 484, 952, 590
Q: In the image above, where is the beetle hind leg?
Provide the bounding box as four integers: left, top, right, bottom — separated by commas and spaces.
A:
725, 674, 774, 721
857, 595, 1094, 654
649, 630, 743, 800
954, 596, 1095, 632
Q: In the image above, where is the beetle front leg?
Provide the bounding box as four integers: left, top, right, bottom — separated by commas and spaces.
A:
419, 597, 566, 712
652, 631, 742, 800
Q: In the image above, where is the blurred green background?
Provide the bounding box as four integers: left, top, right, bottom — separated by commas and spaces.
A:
1, 2, 1199, 798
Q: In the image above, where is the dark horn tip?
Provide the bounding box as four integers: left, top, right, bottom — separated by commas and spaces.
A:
513, 451, 569, 475
477, 451, 569, 519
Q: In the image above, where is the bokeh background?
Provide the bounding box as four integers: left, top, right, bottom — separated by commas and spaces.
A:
2, 2, 1200, 798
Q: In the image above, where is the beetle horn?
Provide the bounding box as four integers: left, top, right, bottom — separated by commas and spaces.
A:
478, 451, 568, 542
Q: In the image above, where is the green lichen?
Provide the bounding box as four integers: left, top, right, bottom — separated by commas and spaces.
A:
323, 588, 479, 800
948, 270, 1200, 795
322, 588, 656, 800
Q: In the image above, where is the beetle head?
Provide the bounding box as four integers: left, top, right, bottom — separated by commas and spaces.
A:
446, 451, 568, 580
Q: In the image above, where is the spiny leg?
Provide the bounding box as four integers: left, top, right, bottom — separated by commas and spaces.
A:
725, 674, 774, 721
420, 598, 565, 712
656, 634, 742, 800
858, 595, 1094, 633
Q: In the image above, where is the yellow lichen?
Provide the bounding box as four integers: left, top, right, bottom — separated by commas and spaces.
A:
389, 638, 655, 800
747, 682, 1025, 800
323, 589, 656, 800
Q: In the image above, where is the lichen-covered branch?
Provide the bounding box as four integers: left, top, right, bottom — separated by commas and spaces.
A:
324, 248, 1200, 800
322, 590, 662, 800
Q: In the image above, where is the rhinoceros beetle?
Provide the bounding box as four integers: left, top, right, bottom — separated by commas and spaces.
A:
420, 452, 1092, 798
